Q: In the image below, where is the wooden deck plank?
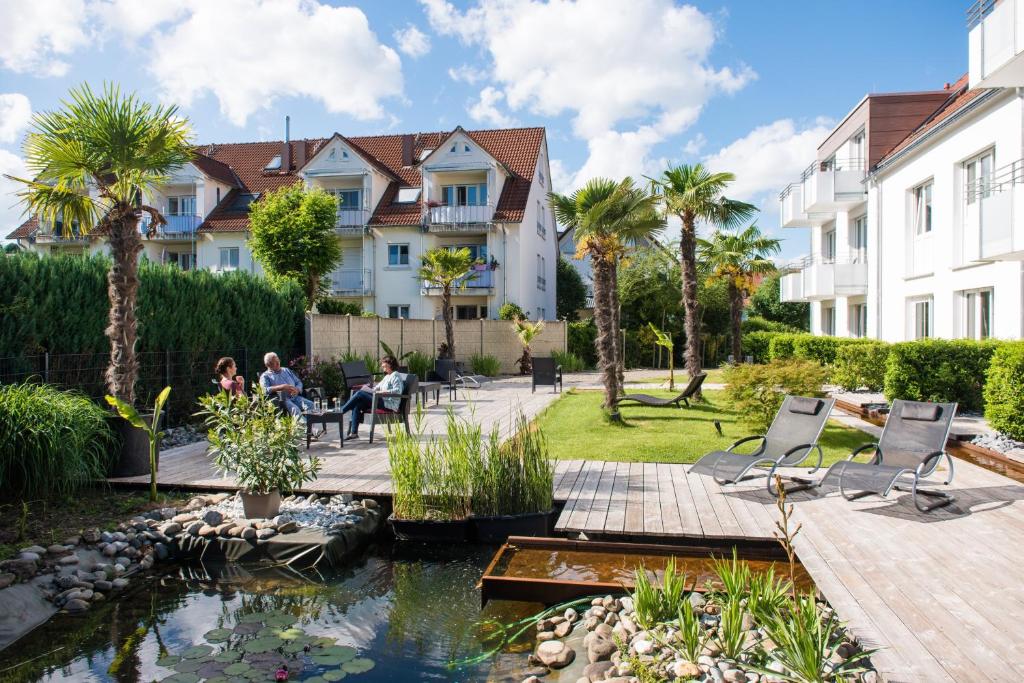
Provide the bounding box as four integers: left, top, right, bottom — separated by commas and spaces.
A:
623, 462, 646, 535
656, 463, 684, 536
585, 462, 618, 532
642, 462, 664, 536
602, 461, 629, 535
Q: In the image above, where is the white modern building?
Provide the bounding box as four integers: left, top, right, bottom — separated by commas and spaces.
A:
7, 125, 559, 321
778, 3, 1024, 341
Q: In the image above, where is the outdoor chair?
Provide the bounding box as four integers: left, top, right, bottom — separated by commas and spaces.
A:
532, 357, 563, 393
367, 372, 418, 444
428, 359, 490, 400
614, 372, 706, 408
340, 361, 378, 400
818, 399, 957, 512
689, 395, 836, 493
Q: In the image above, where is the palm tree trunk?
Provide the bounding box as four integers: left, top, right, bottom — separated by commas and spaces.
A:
729, 281, 743, 362
591, 255, 617, 409
679, 213, 703, 381
610, 256, 624, 392
105, 210, 144, 404
441, 287, 455, 359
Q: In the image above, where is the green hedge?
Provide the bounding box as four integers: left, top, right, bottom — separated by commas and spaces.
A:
567, 319, 597, 367
768, 333, 801, 361
741, 331, 775, 364
884, 339, 1003, 411
831, 342, 890, 392
745, 331, 872, 367
984, 342, 1024, 440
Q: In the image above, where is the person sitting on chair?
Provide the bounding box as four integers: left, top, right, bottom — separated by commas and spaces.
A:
259, 352, 315, 419
215, 356, 245, 396
339, 355, 403, 440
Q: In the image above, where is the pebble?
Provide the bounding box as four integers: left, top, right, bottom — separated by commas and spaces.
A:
0, 573, 16, 589
17, 552, 42, 562
94, 580, 112, 592
255, 528, 277, 539
587, 637, 616, 663
553, 620, 572, 638
632, 638, 654, 655
58, 555, 80, 565
161, 522, 182, 535
81, 528, 101, 544
112, 578, 129, 589
277, 521, 299, 533
583, 661, 616, 679
535, 640, 575, 669
64, 598, 89, 613
202, 510, 224, 525
673, 660, 701, 679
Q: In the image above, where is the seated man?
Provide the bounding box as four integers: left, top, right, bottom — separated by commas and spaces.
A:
259, 352, 315, 419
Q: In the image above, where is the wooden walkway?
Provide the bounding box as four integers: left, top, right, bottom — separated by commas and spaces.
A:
110, 377, 1024, 682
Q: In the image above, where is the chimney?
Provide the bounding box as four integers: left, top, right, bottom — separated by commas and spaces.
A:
401, 133, 414, 166
294, 140, 306, 169
280, 116, 291, 172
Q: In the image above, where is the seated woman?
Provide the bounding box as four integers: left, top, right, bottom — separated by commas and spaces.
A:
339, 355, 403, 440
215, 356, 245, 396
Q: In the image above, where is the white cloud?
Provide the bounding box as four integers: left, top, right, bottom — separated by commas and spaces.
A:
145, 0, 404, 126
393, 24, 431, 58
448, 63, 483, 84
0, 149, 29, 238
548, 158, 573, 194
682, 133, 707, 157
0, 0, 89, 76
89, 0, 189, 37
468, 86, 517, 127
0, 93, 32, 145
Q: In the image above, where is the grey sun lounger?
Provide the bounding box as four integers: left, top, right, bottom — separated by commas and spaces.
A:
615, 372, 706, 408
818, 399, 957, 512
689, 395, 835, 493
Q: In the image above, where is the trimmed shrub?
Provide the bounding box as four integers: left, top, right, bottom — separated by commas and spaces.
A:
498, 302, 525, 320
831, 342, 890, 392
0, 383, 116, 496
724, 359, 830, 433
792, 335, 873, 366
317, 299, 361, 316
984, 342, 1024, 440
406, 351, 433, 382
568, 319, 597, 367
884, 339, 1003, 411
552, 350, 588, 372
741, 316, 801, 334
469, 353, 502, 376
741, 331, 777, 364
767, 333, 802, 361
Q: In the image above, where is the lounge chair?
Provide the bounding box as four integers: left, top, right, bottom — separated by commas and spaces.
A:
428, 359, 490, 400
367, 372, 418, 444
690, 395, 835, 493
819, 399, 957, 512
532, 357, 563, 393
614, 372, 706, 408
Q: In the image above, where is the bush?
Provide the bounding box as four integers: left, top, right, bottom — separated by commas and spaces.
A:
469, 353, 502, 376
552, 350, 588, 372
767, 333, 801, 361
741, 316, 801, 334
724, 359, 829, 433
984, 342, 1024, 440
567, 319, 597, 367
0, 383, 116, 496
830, 342, 890, 392
498, 302, 525, 321
741, 331, 777, 364
317, 299, 361, 316
884, 339, 1002, 411
405, 351, 433, 382
792, 335, 873, 366
288, 355, 345, 399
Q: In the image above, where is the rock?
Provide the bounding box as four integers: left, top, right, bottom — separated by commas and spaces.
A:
589, 605, 607, 619
186, 522, 203, 536
689, 592, 707, 609
102, 544, 118, 557
594, 623, 614, 640
277, 521, 299, 534
90, 591, 105, 602
564, 607, 579, 622
198, 525, 218, 539
619, 614, 638, 635
171, 513, 195, 524
64, 598, 89, 613
521, 677, 540, 683
0, 573, 15, 589
583, 616, 600, 631
583, 660, 616, 679
272, 514, 292, 526
46, 544, 68, 555
94, 580, 112, 592
697, 655, 717, 669
672, 660, 701, 679
724, 669, 747, 682
587, 637, 616, 663
112, 578, 129, 589
58, 555, 80, 566
63, 536, 81, 546
255, 528, 277, 539
633, 638, 655, 656
536, 640, 575, 669
362, 498, 379, 509
0, 558, 38, 580
862, 672, 878, 683
604, 611, 619, 626
741, 611, 755, 631
537, 619, 554, 632
202, 510, 224, 525
154, 543, 170, 561
215, 522, 236, 537
240, 527, 257, 541
536, 631, 556, 642
21, 545, 46, 555
81, 528, 101, 544
161, 522, 182, 535
553, 620, 573, 638
17, 552, 41, 562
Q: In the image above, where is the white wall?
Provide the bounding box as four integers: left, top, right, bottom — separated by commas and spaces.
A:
196, 233, 262, 275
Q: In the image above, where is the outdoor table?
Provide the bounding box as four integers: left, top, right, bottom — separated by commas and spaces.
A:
305, 410, 345, 449
417, 381, 442, 406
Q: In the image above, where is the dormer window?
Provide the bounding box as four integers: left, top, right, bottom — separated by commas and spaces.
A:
396, 187, 421, 203
450, 143, 472, 154
264, 155, 282, 171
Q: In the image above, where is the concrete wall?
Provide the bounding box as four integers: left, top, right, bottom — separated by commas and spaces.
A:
308, 314, 567, 375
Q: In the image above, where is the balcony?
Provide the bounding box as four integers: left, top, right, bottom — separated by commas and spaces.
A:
425, 204, 494, 233
968, 0, 1024, 88
328, 269, 373, 296
336, 209, 369, 235
779, 184, 816, 228
33, 226, 89, 245
801, 159, 866, 214
422, 268, 495, 295
962, 158, 1024, 261
140, 214, 201, 240
785, 255, 868, 301
780, 270, 805, 302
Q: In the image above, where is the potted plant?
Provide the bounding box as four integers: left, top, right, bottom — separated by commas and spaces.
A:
196, 388, 321, 519
469, 410, 554, 543
106, 386, 171, 501
473, 258, 488, 271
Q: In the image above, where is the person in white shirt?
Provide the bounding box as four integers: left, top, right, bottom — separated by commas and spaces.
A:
339, 355, 403, 439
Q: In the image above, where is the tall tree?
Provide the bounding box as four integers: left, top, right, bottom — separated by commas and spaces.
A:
7, 84, 193, 403
550, 178, 663, 412
248, 184, 341, 309
417, 247, 475, 359
651, 164, 757, 381
555, 257, 587, 321
698, 224, 781, 361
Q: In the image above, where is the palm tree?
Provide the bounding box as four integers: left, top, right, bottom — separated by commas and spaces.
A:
650, 164, 757, 381
699, 224, 781, 361
417, 246, 475, 359
512, 317, 544, 374
7, 84, 193, 403
550, 178, 663, 411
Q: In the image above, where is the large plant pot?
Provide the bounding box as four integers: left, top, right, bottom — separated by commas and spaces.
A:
109, 411, 160, 478
389, 514, 469, 543
470, 510, 552, 544
241, 490, 282, 519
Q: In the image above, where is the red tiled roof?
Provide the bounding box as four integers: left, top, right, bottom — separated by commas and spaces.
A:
6, 216, 37, 240
190, 152, 241, 188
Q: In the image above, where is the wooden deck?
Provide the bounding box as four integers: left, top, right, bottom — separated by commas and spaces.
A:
110, 378, 1024, 682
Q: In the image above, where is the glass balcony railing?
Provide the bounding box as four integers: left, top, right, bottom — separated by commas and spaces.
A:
422, 268, 494, 293
328, 269, 373, 295
139, 214, 201, 238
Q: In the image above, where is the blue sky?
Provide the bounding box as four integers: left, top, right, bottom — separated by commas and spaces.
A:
0, 0, 968, 257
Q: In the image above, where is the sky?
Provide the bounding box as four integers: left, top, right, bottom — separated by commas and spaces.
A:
0, 0, 968, 258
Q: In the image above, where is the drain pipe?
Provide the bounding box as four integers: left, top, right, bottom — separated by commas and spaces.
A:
501, 225, 508, 307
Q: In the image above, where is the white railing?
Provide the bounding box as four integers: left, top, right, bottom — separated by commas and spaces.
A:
785, 253, 868, 299
801, 158, 867, 213
968, 0, 1024, 86
426, 204, 494, 230
336, 209, 369, 229
422, 268, 495, 293
328, 269, 373, 295
963, 157, 1024, 260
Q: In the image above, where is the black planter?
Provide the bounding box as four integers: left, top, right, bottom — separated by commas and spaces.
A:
470, 510, 552, 544
389, 514, 470, 543
109, 411, 162, 478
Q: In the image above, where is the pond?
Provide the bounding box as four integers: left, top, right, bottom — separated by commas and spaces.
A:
0, 542, 547, 683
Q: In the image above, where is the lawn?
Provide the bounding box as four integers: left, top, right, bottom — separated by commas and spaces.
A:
535, 389, 868, 465
625, 367, 728, 386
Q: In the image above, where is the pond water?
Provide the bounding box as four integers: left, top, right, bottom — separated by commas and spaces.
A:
0, 543, 546, 683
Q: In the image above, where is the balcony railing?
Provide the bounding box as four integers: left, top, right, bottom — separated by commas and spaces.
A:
33, 226, 89, 244
422, 268, 495, 294
780, 271, 804, 302
780, 183, 813, 228
800, 158, 867, 213
328, 269, 373, 296
962, 157, 1024, 261
784, 253, 867, 300
139, 214, 202, 239
968, 0, 1024, 87
336, 209, 370, 232
425, 204, 494, 232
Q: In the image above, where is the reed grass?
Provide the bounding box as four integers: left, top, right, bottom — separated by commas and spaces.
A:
471, 410, 553, 517
469, 353, 502, 377
0, 382, 115, 497
551, 350, 587, 372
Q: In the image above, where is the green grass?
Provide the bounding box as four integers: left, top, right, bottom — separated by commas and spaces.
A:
626, 367, 727, 385
535, 389, 867, 465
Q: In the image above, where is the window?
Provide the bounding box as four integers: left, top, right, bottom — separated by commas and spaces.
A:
538, 169, 545, 187
449, 143, 471, 154
219, 247, 239, 271
166, 252, 195, 270
852, 215, 867, 263
449, 244, 486, 261
168, 195, 196, 216
388, 244, 410, 266
913, 181, 933, 234
441, 183, 488, 206
822, 229, 836, 262
418, 149, 434, 160
396, 188, 421, 203
216, 187, 221, 204
388, 305, 410, 319
455, 305, 485, 320
965, 149, 995, 204
229, 193, 259, 212
537, 200, 546, 238
850, 131, 865, 166
537, 254, 546, 290
326, 188, 361, 211
962, 288, 993, 339
911, 298, 933, 339
821, 306, 835, 336
850, 303, 867, 337
264, 155, 281, 171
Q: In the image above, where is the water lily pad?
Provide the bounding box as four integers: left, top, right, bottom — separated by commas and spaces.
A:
204, 628, 234, 643
275, 627, 305, 641
242, 636, 283, 654
174, 658, 207, 674
304, 678, 328, 683
182, 644, 214, 659
238, 611, 270, 624
214, 650, 243, 663
283, 641, 310, 654
156, 655, 181, 668
311, 636, 336, 647
223, 662, 252, 676
312, 654, 345, 666
197, 661, 230, 679
322, 671, 347, 682
265, 613, 297, 627
161, 674, 200, 683
341, 658, 375, 674
319, 646, 356, 662
233, 622, 262, 635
